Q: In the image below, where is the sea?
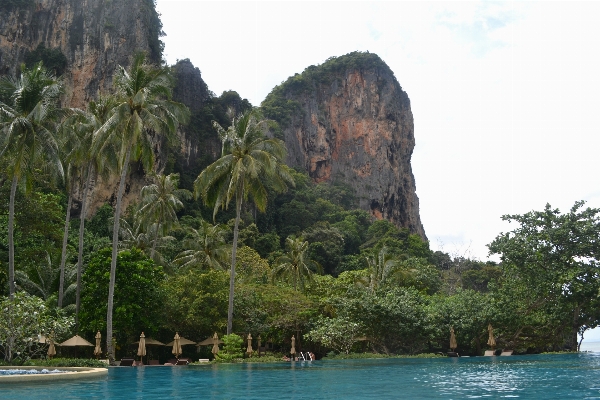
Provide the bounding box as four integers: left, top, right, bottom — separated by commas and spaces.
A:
580, 340, 600, 352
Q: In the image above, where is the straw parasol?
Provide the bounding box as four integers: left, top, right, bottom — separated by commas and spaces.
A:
47, 332, 56, 358
171, 332, 182, 358
290, 335, 296, 355
211, 333, 220, 355
60, 335, 94, 347
449, 327, 457, 351
246, 333, 253, 356
137, 332, 147, 362
94, 331, 102, 358
487, 324, 496, 350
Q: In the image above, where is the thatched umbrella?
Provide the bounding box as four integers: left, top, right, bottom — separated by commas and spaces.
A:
211, 333, 220, 355
137, 332, 147, 363
246, 333, 253, 357
487, 324, 496, 350
290, 335, 296, 356
449, 327, 457, 352
60, 335, 93, 358
94, 331, 102, 359
47, 332, 56, 359
171, 332, 182, 358
60, 335, 94, 346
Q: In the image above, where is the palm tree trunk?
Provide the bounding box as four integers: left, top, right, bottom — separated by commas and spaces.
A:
227, 191, 243, 334
8, 175, 17, 298
58, 176, 75, 308
107, 148, 131, 363
75, 162, 93, 329
151, 226, 158, 260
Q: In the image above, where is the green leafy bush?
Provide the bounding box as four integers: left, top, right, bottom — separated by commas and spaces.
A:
214, 334, 244, 362
24, 358, 107, 368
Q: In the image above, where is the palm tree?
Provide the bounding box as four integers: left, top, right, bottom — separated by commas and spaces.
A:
272, 236, 322, 292
58, 96, 117, 324
194, 109, 294, 334
93, 52, 189, 361
138, 173, 191, 258
174, 219, 230, 270
364, 247, 400, 292
0, 63, 64, 298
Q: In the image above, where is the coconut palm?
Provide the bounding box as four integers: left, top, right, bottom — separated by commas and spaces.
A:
58, 96, 117, 324
272, 236, 322, 292
364, 247, 400, 292
0, 63, 64, 298
138, 173, 191, 258
93, 52, 189, 361
194, 109, 294, 334
174, 219, 230, 270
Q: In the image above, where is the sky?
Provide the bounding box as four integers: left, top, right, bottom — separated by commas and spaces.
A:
155, 2, 600, 265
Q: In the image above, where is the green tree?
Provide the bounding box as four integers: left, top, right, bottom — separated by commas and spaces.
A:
79, 248, 165, 351
215, 333, 244, 362
71, 97, 118, 323
174, 219, 230, 270
194, 109, 294, 334
305, 316, 364, 354
0, 292, 73, 363
273, 237, 321, 292
92, 52, 189, 361
363, 246, 399, 292
488, 201, 600, 350
138, 173, 191, 258
0, 63, 64, 297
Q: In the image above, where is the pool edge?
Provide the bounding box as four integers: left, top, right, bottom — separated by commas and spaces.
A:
0, 366, 108, 384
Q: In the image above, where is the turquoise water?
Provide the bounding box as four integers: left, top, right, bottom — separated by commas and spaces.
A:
3, 353, 600, 399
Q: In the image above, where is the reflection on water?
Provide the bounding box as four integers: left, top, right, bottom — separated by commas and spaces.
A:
3, 353, 600, 399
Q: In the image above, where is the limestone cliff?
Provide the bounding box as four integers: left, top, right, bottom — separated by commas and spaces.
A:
0, 0, 163, 215
0, 0, 162, 108
262, 52, 426, 239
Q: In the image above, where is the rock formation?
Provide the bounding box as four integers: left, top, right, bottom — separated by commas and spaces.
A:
262, 52, 426, 239
0, 0, 161, 108
0, 0, 162, 215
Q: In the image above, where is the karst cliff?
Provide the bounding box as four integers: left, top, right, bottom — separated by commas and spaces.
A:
262, 53, 426, 239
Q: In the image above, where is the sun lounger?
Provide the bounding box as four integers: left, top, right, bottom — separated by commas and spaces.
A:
500, 350, 513, 356
120, 358, 135, 366
148, 360, 160, 365
484, 350, 495, 356
176, 358, 190, 365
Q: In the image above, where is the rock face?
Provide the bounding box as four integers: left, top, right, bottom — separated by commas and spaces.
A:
263, 52, 426, 239
0, 0, 160, 108
0, 0, 162, 215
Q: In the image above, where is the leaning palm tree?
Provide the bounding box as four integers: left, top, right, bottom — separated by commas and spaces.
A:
194, 109, 294, 334
272, 236, 322, 292
0, 62, 64, 298
138, 173, 191, 258
174, 219, 230, 270
93, 52, 189, 361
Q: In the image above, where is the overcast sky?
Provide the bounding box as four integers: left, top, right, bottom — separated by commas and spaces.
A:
155, 1, 600, 266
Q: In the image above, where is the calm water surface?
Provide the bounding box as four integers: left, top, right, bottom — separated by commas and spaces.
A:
3, 353, 600, 399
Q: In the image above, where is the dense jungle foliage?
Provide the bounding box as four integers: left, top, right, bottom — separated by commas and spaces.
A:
1, 55, 599, 364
